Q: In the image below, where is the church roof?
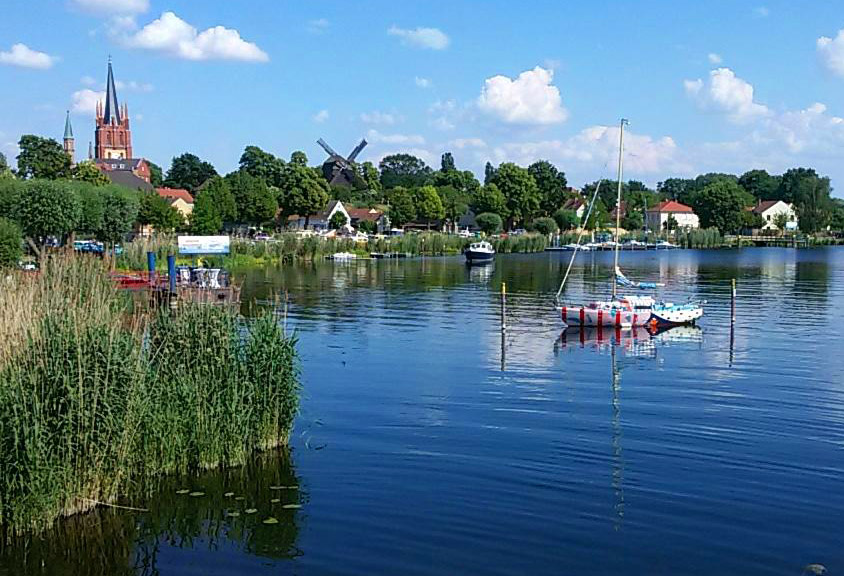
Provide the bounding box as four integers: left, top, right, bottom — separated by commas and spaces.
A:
106, 170, 152, 192
97, 158, 145, 171
103, 59, 121, 124
63, 111, 73, 139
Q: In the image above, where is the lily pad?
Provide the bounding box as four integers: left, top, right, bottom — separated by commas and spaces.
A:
176, 489, 190, 495
189, 491, 205, 497
263, 517, 279, 525
224, 492, 235, 497
245, 508, 258, 514
282, 504, 301, 509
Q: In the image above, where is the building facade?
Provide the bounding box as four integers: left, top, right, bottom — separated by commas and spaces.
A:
646, 200, 700, 230
94, 59, 133, 160
751, 200, 797, 231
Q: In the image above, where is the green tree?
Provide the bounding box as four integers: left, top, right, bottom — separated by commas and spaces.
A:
491, 162, 540, 229
14, 180, 81, 245
191, 189, 223, 234
357, 219, 377, 234
739, 210, 764, 232
147, 160, 164, 186
657, 178, 695, 201
137, 193, 184, 232
440, 152, 456, 172
621, 211, 644, 231
694, 180, 747, 234
472, 183, 508, 218
379, 154, 432, 189
585, 198, 609, 231
664, 214, 679, 231
276, 163, 330, 227
415, 185, 445, 229
777, 168, 831, 233
290, 151, 308, 167
201, 176, 238, 223
225, 170, 278, 225
0, 152, 8, 174
528, 160, 568, 216
475, 212, 502, 235
738, 169, 781, 200
163, 153, 218, 192
76, 183, 106, 235
329, 210, 348, 230
438, 185, 470, 232
386, 187, 416, 227
484, 161, 496, 184
96, 187, 139, 245
0, 217, 22, 268
553, 208, 579, 231
239, 145, 285, 185
359, 161, 382, 197
72, 160, 110, 186
773, 212, 790, 234
0, 179, 22, 219
532, 216, 558, 236
16, 135, 71, 180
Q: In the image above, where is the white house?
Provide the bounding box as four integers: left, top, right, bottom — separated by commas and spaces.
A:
646, 200, 699, 230
287, 200, 353, 232
562, 197, 586, 219
750, 200, 797, 231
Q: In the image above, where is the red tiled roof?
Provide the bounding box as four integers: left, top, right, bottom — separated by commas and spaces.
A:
563, 198, 585, 210
751, 200, 780, 214
647, 200, 693, 213
156, 187, 194, 204
346, 207, 384, 222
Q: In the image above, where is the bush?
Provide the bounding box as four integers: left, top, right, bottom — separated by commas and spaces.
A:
532, 216, 558, 236
553, 208, 579, 231
0, 217, 22, 269
475, 212, 502, 235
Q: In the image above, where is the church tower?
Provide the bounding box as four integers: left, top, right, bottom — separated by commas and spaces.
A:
63, 110, 75, 164
94, 58, 133, 160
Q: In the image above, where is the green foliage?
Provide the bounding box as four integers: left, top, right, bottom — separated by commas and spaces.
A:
657, 178, 695, 201
16, 135, 71, 180
290, 151, 308, 167
71, 160, 110, 186
191, 189, 223, 234
528, 160, 568, 216
438, 185, 470, 228
0, 152, 7, 173
356, 219, 377, 234
740, 210, 765, 230
239, 145, 286, 186
147, 160, 164, 186
0, 218, 22, 268
359, 161, 382, 197
329, 210, 348, 230
97, 187, 139, 244
440, 152, 456, 172
553, 208, 579, 231
14, 180, 81, 242
164, 153, 218, 192
226, 170, 278, 225
491, 162, 540, 228
0, 179, 22, 220
415, 185, 445, 226
137, 192, 184, 232
693, 180, 747, 234
201, 176, 238, 223
773, 212, 790, 232
484, 161, 496, 184
276, 163, 329, 225
472, 183, 508, 219
475, 212, 503, 235
379, 154, 432, 189
386, 187, 416, 227
621, 211, 644, 231
532, 216, 558, 236
738, 169, 781, 200
778, 168, 831, 233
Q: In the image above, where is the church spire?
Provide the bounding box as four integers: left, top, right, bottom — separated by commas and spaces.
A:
63, 110, 75, 164
103, 56, 121, 125
63, 110, 73, 139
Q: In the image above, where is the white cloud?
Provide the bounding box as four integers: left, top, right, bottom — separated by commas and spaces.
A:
477, 66, 568, 125
124, 12, 269, 62
313, 109, 329, 123
0, 43, 56, 69
71, 0, 148, 14
366, 129, 425, 145
432, 117, 455, 131
81, 75, 97, 86
116, 79, 153, 92
753, 6, 769, 17
414, 76, 431, 88
708, 53, 722, 64
360, 111, 398, 125
684, 67, 770, 123
817, 29, 844, 77
449, 138, 487, 149
387, 26, 449, 50
71, 88, 105, 115
307, 18, 330, 34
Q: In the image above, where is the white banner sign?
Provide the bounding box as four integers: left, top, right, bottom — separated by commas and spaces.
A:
178, 235, 231, 255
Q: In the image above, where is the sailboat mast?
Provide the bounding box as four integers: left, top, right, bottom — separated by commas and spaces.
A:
612, 118, 628, 299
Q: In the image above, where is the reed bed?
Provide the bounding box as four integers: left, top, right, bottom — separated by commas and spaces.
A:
0, 254, 299, 536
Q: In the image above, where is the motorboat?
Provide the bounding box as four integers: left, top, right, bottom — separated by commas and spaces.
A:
465, 241, 495, 264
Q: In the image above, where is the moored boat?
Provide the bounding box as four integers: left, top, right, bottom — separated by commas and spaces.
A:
465, 241, 495, 264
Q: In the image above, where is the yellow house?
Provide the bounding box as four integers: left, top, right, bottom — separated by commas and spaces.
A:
156, 187, 194, 220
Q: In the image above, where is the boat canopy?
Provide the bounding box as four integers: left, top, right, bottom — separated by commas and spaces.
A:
615, 266, 665, 290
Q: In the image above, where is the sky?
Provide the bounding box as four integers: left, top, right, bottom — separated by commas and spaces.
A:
1, 0, 843, 194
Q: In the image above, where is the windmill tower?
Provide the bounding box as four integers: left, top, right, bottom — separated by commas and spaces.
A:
317, 137, 367, 187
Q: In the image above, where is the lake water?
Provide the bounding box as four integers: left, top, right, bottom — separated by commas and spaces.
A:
3, 248, 844, 575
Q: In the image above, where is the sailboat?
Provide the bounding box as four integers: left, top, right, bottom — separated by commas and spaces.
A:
555, 119, 704, 328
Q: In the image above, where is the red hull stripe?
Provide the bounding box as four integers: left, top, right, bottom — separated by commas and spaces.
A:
615, 310, 622, 326
579, 307, 585, 324
597, 310, 603, 325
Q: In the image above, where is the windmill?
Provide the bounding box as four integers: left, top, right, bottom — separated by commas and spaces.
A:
317, 137, 367, 187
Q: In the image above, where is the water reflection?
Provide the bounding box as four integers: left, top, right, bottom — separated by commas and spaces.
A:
0, 450, 302, 576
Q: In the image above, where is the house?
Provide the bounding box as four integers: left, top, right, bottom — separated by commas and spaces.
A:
750, 200, 797, 231
346, 207, 389, 233
610, 201, 627, 223
562, 198, 586, 219
105, 169, 153, 192
646, 200, 699, 230
287, 200, 352, 232
156, 187, 194, 220
96, 158, 152, 182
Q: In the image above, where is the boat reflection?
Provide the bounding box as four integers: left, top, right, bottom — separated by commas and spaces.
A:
467, 261, 495, 283
555, 324, 703, 356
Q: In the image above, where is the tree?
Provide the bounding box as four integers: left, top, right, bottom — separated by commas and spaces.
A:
225, 170, 278, 225
528, 160, 568, 216
491, 162, 540, 228
621, 211, 644, 231
484, 161, 496, 184
379, 154, 432, 189
553, 208, 579, 231
773, 212, 790, 233
76, 183, 106, 235
0, 217, 22, 269
16, 135, 71, 180
357, 219, 377, 234
191, 189, 223, 234
532, 216, 558, 236
290, 151, 308, 167
72, 160, 110, 186
276, 163, 329, 227
386, 187, 416, 227
200, 176, 238, 223
657, 178, 695, 202
359, 161, 382, 197
438, 185, 470, 231
14, 180, 80, 244
777, 168, 831, 233
137, 193, 184, 232
431, 168, 480, 196
475, 212, 502, 235
0, 152, 8, 174
239, 145, 285, 185
694, 180, 747, 234
415, 185, 445, 229
97, 188, 139, 245
739, 210, 764, 232
738, 169, 780, 200
163, 153, 218, 192
472, 183, 507, 218
0, 179, 22, 219
440, 152, 456, 172
664, 215, 679, 231
329, 211, 348, 230
147, 160, 164, 186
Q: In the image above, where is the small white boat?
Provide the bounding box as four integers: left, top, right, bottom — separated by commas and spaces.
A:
465, 241, 495, 264
330, 252, 357, 260
650, 301, 705, 326
559, 295, 655, 328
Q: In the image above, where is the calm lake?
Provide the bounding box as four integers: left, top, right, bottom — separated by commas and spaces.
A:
3, 248, 844, 575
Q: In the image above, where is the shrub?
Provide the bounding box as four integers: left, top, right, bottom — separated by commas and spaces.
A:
0, 217, 22, 269
475, 212, 503, 235
532, 216, 558, 236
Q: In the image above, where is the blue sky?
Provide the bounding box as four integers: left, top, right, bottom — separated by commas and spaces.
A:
1, 0, 843, 194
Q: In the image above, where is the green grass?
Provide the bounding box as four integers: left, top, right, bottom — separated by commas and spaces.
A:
0, 253, 299, 536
